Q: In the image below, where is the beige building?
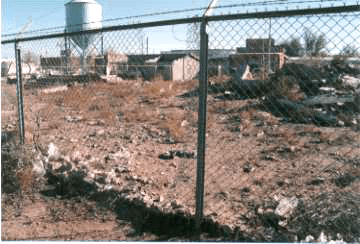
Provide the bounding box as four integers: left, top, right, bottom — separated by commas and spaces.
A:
234, 38, 287, 72
171, 54, 199, 81
95, 51, 128, 76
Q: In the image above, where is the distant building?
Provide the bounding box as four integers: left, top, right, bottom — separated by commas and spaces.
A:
1, 60, 14, 77
233, 38, 287, 73
116, 53, 199, 81
95, 51, 128, 75
163, 49, 236, 77
40, 49, 80, 74
245, 38, 275, 53
156, 53, 199, 81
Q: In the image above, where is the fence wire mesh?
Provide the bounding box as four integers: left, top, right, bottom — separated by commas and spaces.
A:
202, 8, 360, 242
1, 2, 360, 242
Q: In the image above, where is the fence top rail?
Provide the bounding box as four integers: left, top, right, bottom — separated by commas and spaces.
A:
1, 4, 359, 45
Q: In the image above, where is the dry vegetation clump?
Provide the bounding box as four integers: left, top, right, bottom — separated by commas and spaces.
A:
288, 192, 360, 242
122, 106, 159, 123
86, 97, 116, 124
1, 141, 40, 195
61, 87, 95, 111
142, 80, 198, 98
1, 147, 21, 194
1, 83, 18, 128
157, 110, 188, 141
273, 75, 305, 101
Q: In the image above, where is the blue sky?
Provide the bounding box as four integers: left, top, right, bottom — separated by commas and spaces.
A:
1, 0, 359, 58
1, 0, 212, 35
3, 0, 357, 35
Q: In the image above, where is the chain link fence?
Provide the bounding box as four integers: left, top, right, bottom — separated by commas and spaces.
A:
2, 1, 360, 241
202, 5, 360, 241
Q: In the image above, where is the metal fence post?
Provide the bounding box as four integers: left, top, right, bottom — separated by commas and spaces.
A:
15, 42, 25, 144
195, 18, 209, 238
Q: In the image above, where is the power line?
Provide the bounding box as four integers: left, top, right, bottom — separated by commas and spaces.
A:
1, 0, 356, 38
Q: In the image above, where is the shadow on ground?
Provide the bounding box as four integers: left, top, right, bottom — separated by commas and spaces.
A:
40, 169, 254, 241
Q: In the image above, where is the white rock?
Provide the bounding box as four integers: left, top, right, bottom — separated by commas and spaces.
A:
278, 220, 287, 228
63, 155, 71, 163
48, 143, 61, 161
317, 231, 328, 242
32, 160, 45, 177
103, 185, 113, 191
337, 120, 345, 127
342, 75, 360, 88
97, 129, 106, 136
275, 196, 299, 218
304, 235, 315, 242
113, 149, 130, 163
181, 120, 190, 127
51, 162, 63, 172
64, 115, 83, 123
71, 151, 83, 162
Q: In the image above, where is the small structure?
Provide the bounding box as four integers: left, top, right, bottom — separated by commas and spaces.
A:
1, 59, 14, 78
158, 53, 199, 81
95, 51, 128, 75
208, 49, 235, 77
118, 53, 199, 81
40, 50, 80, 75
233, 38, 287, 74
163, 49, 235, 77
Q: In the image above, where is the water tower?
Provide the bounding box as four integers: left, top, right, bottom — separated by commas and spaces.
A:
65, 0, 102, 74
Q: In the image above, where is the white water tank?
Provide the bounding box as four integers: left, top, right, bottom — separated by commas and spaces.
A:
65, 0, 102, 51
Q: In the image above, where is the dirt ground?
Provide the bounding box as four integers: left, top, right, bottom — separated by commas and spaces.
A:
2, 77, 360, 241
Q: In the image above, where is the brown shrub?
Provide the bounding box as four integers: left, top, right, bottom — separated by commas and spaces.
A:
275, 75, 305, 100
143, 80, 198, 98
123, 107, 159, 123
16, 166, 34, 193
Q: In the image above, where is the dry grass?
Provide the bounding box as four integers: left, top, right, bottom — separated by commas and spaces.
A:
276, 75, 305, 100
1, 82, 18, 128
158, 110, 186, 140
16, 165, 34, 193
62, 87, 95, 111
143, 80, 198, 98
86, 97, 116, 124
122, 107, 159, 123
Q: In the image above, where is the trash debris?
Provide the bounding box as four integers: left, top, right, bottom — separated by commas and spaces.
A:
64, 115, 83, 123
173, 150, 196, 159
306, 178, 325, 186
243, 162, 253, 173
159, 151, 174, 160
333, 173, 357, 188
159, 150, 196, 160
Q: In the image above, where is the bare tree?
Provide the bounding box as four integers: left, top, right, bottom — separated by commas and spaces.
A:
280, 37, 303, 57
304, 28, 326, 56
341, 44, 359, 57
22, 51, 39, 65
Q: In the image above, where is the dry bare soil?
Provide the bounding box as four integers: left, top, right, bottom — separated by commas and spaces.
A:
2, 77, 360, 241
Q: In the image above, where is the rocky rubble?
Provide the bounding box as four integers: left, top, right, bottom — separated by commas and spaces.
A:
31, 142, 192, 214
239, 193, 360, 242
182, 60, 360, 129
